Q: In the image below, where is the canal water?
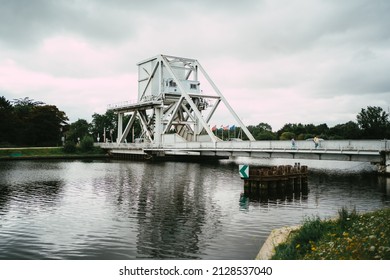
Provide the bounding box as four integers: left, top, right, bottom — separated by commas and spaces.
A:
0, 159, 389, 260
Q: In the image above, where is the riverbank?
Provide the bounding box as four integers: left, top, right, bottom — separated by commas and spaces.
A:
0, 147, 108, 160
258, 207, 390, 260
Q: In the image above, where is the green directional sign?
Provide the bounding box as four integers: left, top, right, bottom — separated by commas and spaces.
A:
239, 165, 249, 179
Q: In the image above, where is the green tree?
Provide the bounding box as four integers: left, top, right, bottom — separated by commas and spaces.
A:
80, 135, 94, 152
66, 119, 90, 144
247, 122, 276, 140
280, 131, 295, 140
12, 97, 43, 145
27, 105, 68, 146
314, 123, 330, 138
8, 97, 68, 146
277, 123, 305, 139
0, 96, 16, 146
90, 110, 142, 143
357, 106, 390, 139
329, 121, 362, 139
0, 96, 12, 110
277, 123, 329, 140
90, 110, 117, 142
63, 141, 76, 153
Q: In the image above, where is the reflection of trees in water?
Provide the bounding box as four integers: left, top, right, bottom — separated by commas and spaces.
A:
0, 180, 64, 216
0, 161, 66, 216
306, 171, 389, 210
0, 185, 11, 215
310, 171, 387, 197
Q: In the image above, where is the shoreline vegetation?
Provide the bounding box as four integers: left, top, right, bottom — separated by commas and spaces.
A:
0, 146, 107, 160
271, 207, 390, 260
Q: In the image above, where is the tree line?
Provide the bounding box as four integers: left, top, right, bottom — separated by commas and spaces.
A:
0, 95, 389, 147
0, 97, 68, 147
0, 96, 141, 147
242, 105, 390, 141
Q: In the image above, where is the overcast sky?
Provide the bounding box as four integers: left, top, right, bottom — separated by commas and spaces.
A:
1, 0, 389, 131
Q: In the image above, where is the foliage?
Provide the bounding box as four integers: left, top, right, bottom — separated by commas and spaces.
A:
90, 110, 143, 143
65, 119, 90, 143
90, 110, 117, 142
272, 216, 334, 260
272, 208, 390, 260
276, 123, 330, 140
0, 96, 16, 145
338, 207, 358, 231
279, 131, 295, 140
246, 122, 277, 140
357, 106, 390, 139
79, 135, 94, 152
0, 96, 68, 147
63, 141, 77, 153
328, 121, 362, 139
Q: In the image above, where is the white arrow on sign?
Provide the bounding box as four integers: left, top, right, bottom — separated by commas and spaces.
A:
239, 165, 249, 179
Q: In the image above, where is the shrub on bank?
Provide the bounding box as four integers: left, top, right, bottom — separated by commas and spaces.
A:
63, 141, 77, 153
272, 207, 390, 260
80, 136, 94, 152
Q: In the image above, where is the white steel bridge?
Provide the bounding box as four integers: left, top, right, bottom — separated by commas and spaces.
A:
97, 139, 390, 174
99, 55, 390, 174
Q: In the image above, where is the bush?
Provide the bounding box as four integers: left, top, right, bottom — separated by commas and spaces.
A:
338, 207, 358, 231
272, 216, 333, 260
63, 141, 76, 153
279, 132, 295, 140
80, 135, 94, 152
272, 208, 390, 260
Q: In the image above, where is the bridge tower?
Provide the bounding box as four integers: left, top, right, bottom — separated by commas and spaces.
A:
110, 54, 255, 145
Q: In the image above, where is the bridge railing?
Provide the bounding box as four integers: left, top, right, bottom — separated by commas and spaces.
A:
155, 139, 389, 151
96, 139, 389, 152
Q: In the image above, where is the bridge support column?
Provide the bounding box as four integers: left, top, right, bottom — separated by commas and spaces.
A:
379, 151, 390, 176
117, 112, 123, 143
154, 107, 163, 145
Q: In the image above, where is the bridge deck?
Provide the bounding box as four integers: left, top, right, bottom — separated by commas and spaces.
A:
97, 139, 389, 163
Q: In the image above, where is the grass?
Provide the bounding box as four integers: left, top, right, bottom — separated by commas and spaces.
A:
0, 146, 106, 159
272, 207, 390, 260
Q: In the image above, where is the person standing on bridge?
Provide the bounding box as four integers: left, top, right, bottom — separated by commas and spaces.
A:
291, 138, 296, 149
313, 136, 319, 149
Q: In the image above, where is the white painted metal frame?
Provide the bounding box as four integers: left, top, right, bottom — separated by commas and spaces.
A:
114, 54, 255, 144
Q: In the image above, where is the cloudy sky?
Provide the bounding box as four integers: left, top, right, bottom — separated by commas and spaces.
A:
1, 0, 389, 131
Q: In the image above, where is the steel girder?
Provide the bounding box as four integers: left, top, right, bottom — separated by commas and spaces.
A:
113, 54, 255, 144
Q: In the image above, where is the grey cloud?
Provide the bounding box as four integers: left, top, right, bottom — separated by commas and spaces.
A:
1, 0, 389, 126
322, 58, 390, 95
227, 0, 390, 62
0, 0, 264, 49
0, 0, 139, 48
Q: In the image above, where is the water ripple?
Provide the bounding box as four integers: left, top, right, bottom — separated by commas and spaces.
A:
0, 160, 388, 259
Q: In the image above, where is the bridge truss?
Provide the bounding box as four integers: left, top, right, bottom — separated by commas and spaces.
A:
109, 54, 255, 145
